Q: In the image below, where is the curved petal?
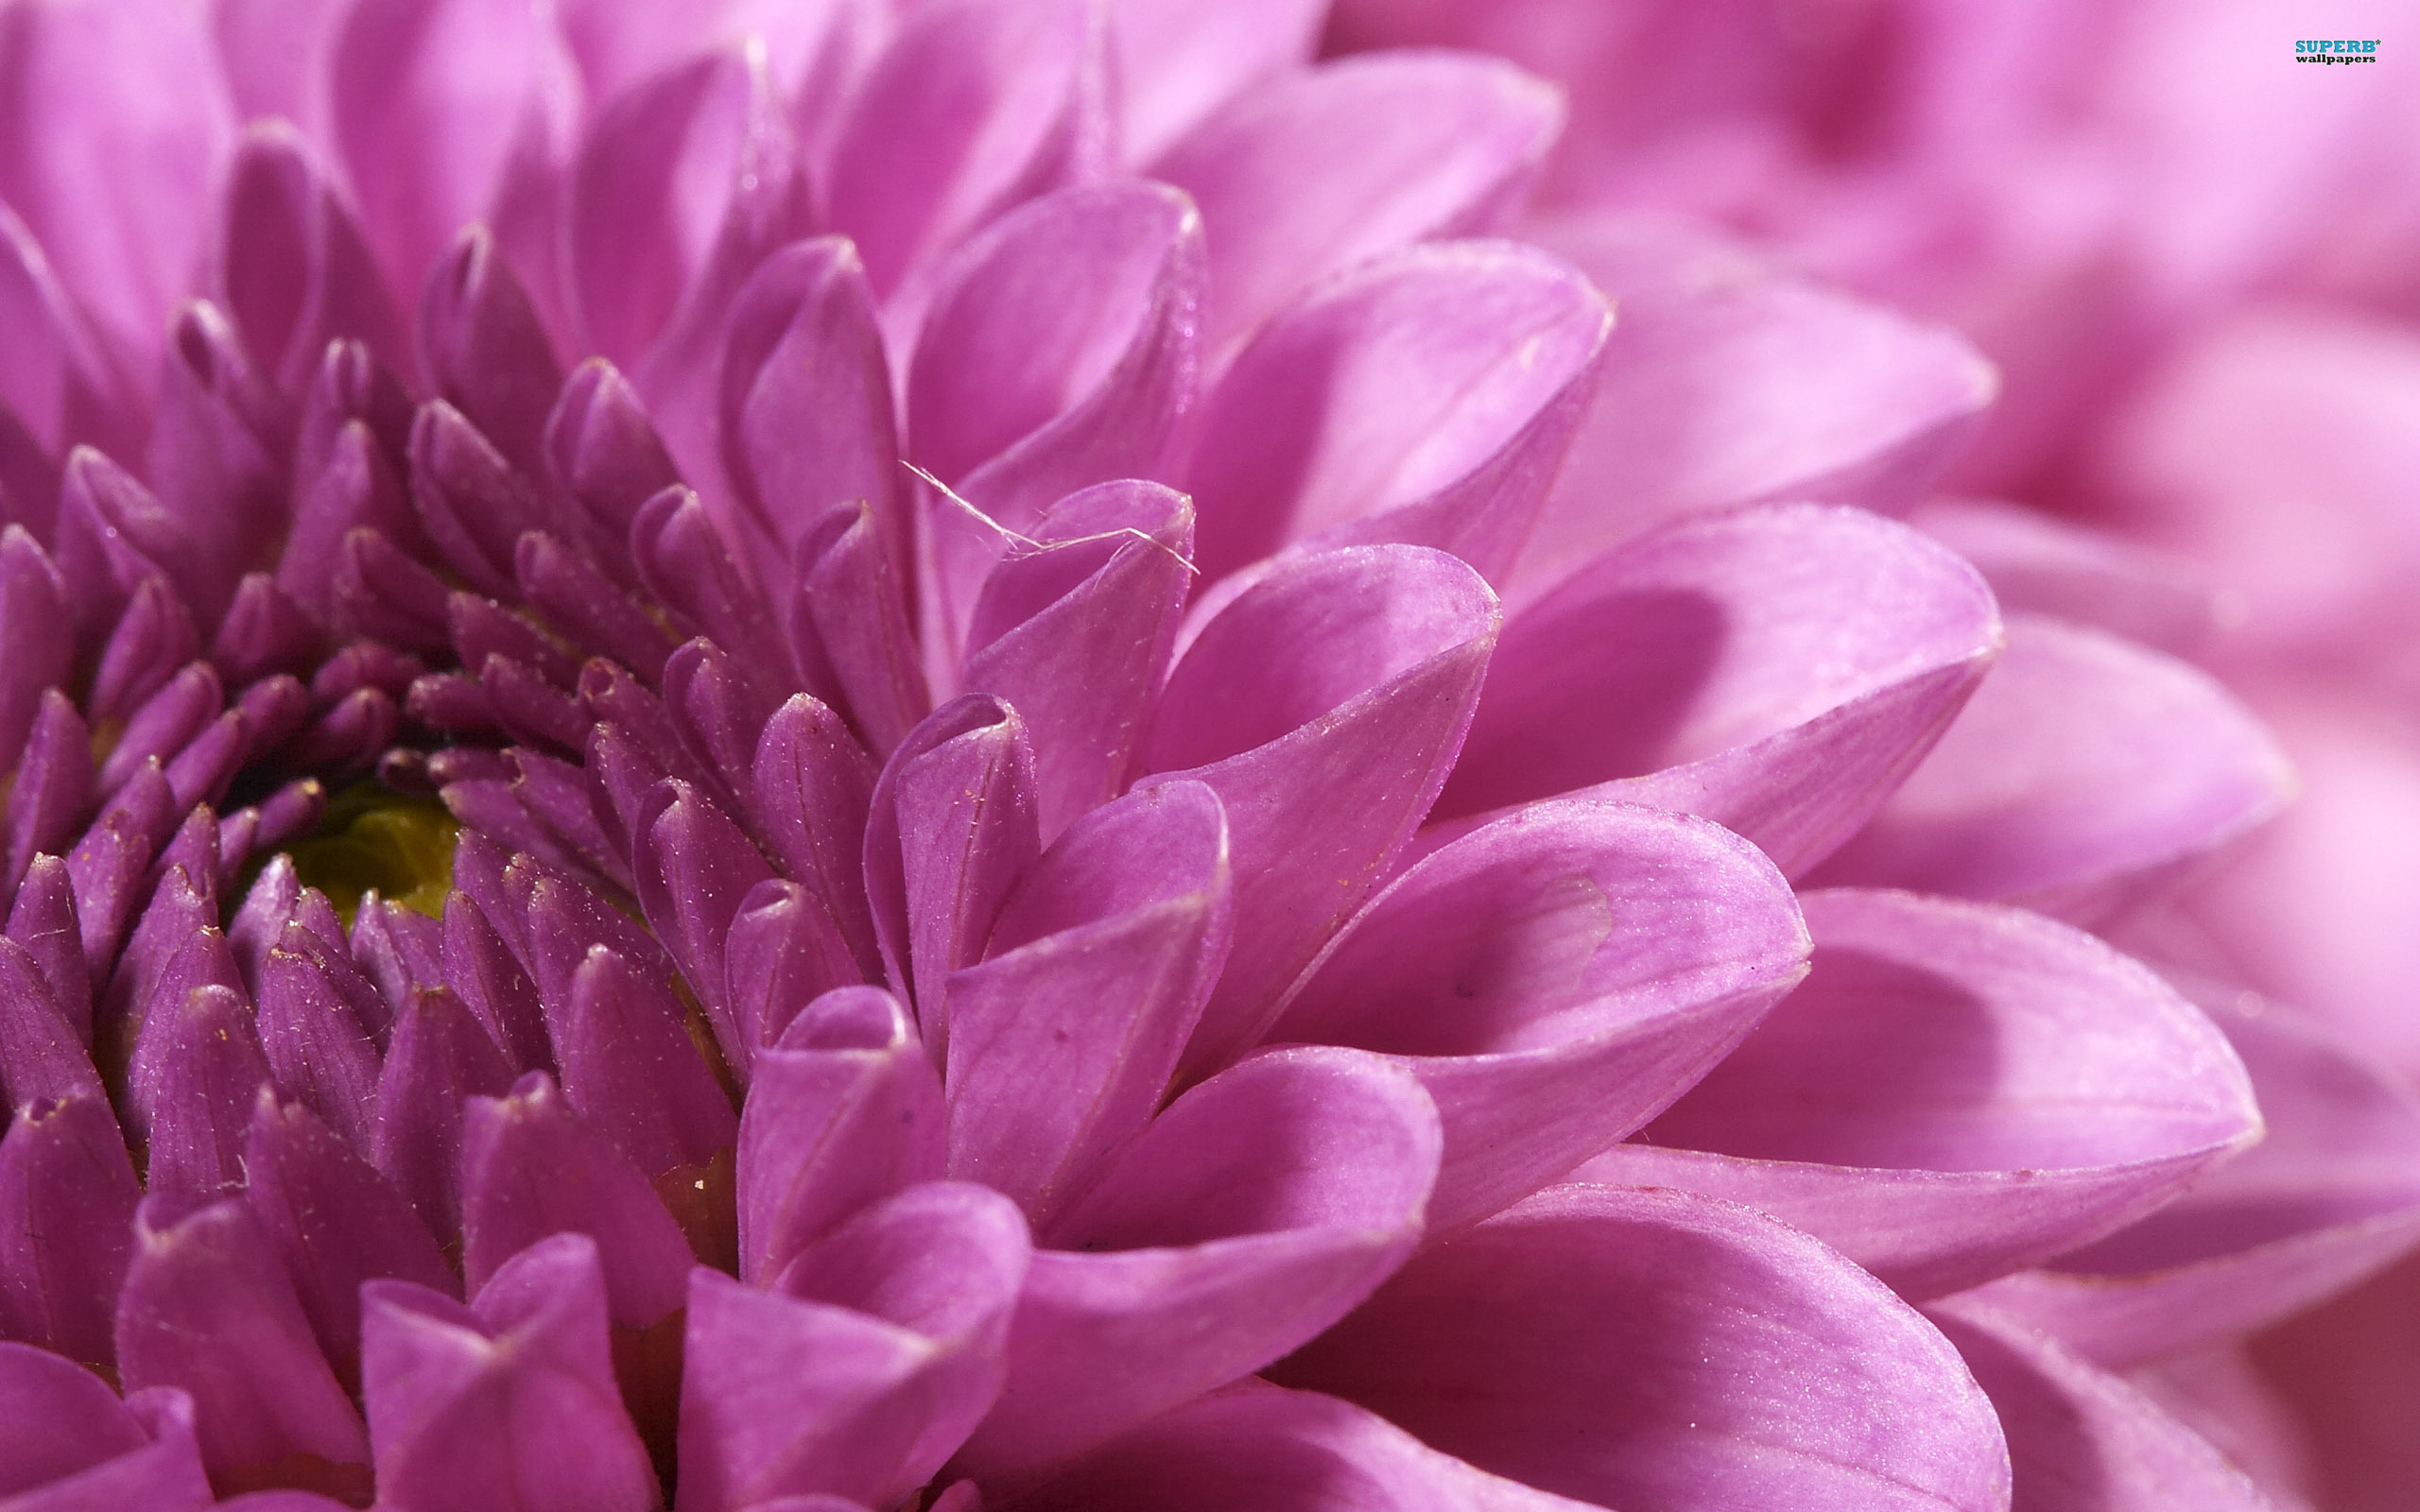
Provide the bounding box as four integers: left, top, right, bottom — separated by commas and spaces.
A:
458, 1073, 697, 1331
1439, 503, 2002, 877
687, 1183, 1030, 1511
1962, 989, 2420, 1368
943, 781, 1232, 1226
1140, 545, 1498, 1078
862, 696, 1040, 1054
1271, 798, 1808, 1232
0, 1345, 212, 1511
566, 47, 804, 373
958, 481, 1195, 836
1809, 614, 2296, 924
1927, 1300, 2279, 1512
331, 0, 576, 304
361, 1234, 657, 1512
0, 1094, 137, 1370
1510, 215, 1998, 593
1107, 0, 1326, 167
1022, 1379, 1603, 1512
822, 0, 1111, 305
1271, 1183, 2012, 1512
0, 206, 136, 481
1909, 499, 2222, 658
1185, 240, 1609, 585
214, 123, 410, 395
717, 239, 904, 581
738, 988, 946, 1287
949, 1046, 1441, 1481
910, 180, 1202, 544
1151, 53, 1562, 358
1586, 890, 2261, 1299
115, 1195, 372, 1487
0, 0, 233, 362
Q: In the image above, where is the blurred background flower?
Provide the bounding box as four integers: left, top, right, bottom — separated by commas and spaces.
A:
1329, 1, 2420, 1506
0, 0, 2411, 1509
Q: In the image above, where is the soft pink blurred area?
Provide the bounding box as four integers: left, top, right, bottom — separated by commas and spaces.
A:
1329, 2, 2420, 1505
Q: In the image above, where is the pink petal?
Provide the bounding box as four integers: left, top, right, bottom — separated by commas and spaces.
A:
0, 1345, 213, 1510
862, 696, 1040, 1056
1588, 889, 2261, 1299
1910, 498, 2222, 658
738, 988, 946, 1287
1438, 503, 2002, 877
958, 481, 1195, 837
822, 0, 1111, 307
1140, 545, 1498, 1079
0, 0, 233, 364
1927, 1300, 2277, 1512
717, 240, 905, 581
1272, 1183, 2012, 1512
1272, 798, 1807, 1232
214, 124, 410, 396
1107, 0, 1327, 166
1151, 53, 1562, 359
943, 781, 1232, 1226
1185, 240, 1608, 585
950, 1045, 1441, 1480
1024, 1379, 1602, 1511
908, 180, 1202, 539
1509, 210, 1998, 594
0, 207, 135, 483
1810, 614, 2296, 925
687, 1183, 1028, 1509
331, 0, 577, 302
1962, 989, 2420, 1368
213, 0, 349, 142
751, 694, 883, 979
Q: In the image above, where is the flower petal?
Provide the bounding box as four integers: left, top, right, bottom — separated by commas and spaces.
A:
1107, 0, 1327, 166
0, 1094, 137, 1370
459, 1073, 698, 1331
1022, 1379, 1603, 1512
909, 180, 1202, 541
1272, 1183, 2012, 1512
1272, 798, 1808, 1232
361, 1233, 657, 1512
1810, 615, 2296, 924
1963, 988, 2420, 1368
822, 0, 1111, 306
115, 1195, 372, 1487
0, 1344, 212, 1510
245, 1092, 457, 1389
959, 481, 1195, 837
943, 781, 1232, 1226
1141, 545, 1498, 1078
951, 1046, 1441, 1480
1151, 54, 1561, 358
1927, 1300, 2277, 1512
1185, 240, 1609, 586
737, 987, 946, 1287
0, 0, 233, 360
863, 696, 1041, 1055
1588, 890, 2261, 1299
331, 0, 574, 303
717, 239, 904, 583
687, 1182, 1030, 1510
1510, 211, 1998, 593
1909, 499, 2221, 658
1439, 503, 2002, 877
215, 123, 410, 395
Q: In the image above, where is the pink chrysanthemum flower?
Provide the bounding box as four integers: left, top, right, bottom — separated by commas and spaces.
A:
0, 3, 2366, 1510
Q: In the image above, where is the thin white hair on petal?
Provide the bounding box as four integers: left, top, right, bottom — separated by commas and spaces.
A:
901, 461, 1199, 576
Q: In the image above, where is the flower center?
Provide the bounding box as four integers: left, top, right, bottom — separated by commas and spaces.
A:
281, 785, 460, 925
